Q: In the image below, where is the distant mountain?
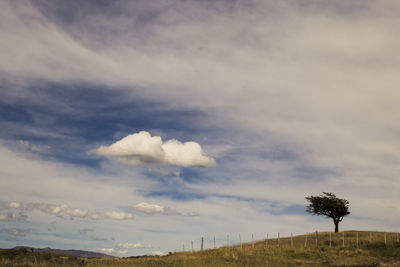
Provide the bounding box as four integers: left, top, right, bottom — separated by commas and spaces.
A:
13, 246, 115, 258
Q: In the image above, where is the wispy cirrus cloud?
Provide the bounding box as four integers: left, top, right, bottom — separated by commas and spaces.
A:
131, 202, 199, 217
79, 228, 94, 235
0, 228, 31, 237
91, 236, 107, 241
117, 242, 151, 249
16, 140, 50, 152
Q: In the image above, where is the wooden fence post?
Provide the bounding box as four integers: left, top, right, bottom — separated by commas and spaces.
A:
291, 232, 293, 248
305, 233, 308, 247
191, 240, 194, 252
278, 232, 280, 247
183, 244, 185, 251
201, 237, 204, 251
252, 233, 255, 249
356, 232, 359, 248
214, 236, 216, 249
329, 232, 332, 248
342, 232, 345, 247
384, 232, 387, 245
315, 231, 318, 248
227, 234, 230, 248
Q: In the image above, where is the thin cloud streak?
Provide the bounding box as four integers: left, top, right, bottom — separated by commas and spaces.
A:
131, 202, 198, 217
0, 228, 31, 237
117, 242, 151, 249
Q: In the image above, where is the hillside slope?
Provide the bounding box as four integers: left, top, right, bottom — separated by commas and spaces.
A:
1, 231, 399, 266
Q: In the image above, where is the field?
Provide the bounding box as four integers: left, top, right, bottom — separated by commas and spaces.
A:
1, 231, 400, 266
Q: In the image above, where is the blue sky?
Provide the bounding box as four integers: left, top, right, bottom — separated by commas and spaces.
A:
1, 0, 400, 256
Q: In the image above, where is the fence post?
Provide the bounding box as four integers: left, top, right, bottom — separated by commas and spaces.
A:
291, 232, 293, 248
183, 244, 185, 251
342, 232, 345, 247
315, 231, 318, 248
305, 233, 308, 247
329, 232, 332, 248
266, 233, 268, 248
191, 240, 194, 252
201, 237, 204, 251
356, 232, 358, 248
214, 236, 216, 249
278, 232, 280, 247
227, 234, 230, 248
384, 232, 387, 245
252, 233, 255, 249
239, 234, 242, 249
356, 232, 359, 248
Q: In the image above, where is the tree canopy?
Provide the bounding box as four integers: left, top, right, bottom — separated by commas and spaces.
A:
306, 192, 350, 232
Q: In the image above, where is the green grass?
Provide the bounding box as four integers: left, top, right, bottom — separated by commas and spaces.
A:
1, 231, 400, 266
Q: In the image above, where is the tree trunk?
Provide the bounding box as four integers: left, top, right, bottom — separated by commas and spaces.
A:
334, 220, 339, 232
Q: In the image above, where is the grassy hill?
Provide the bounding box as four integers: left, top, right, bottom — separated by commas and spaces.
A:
1, 231, 399, 266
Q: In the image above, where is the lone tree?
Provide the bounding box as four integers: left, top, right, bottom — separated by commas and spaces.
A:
306, 192, 350, 232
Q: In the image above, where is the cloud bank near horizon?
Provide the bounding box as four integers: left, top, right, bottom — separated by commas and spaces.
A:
0, 201, 133, 221
96, 131, 216, 168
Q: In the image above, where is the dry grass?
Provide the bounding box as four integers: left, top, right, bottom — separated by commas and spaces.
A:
1, 231, 399, 266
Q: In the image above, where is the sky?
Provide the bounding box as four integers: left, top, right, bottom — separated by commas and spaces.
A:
1, 0, 400, 257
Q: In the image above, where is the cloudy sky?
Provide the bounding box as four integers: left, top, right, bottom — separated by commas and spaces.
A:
1, 0, 399, 256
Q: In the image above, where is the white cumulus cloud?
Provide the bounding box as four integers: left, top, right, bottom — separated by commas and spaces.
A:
131, 203, 165, 214
0, 201, 22, 210
8, 202, 22, 209
49, 204, 89, 218
152, 251, 167, 256
100, 248, 115, 253
0, 212, 27, 221
95, 131, 215, 167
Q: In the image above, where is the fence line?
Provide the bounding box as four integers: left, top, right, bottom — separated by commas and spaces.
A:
181, 231, 399, 252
